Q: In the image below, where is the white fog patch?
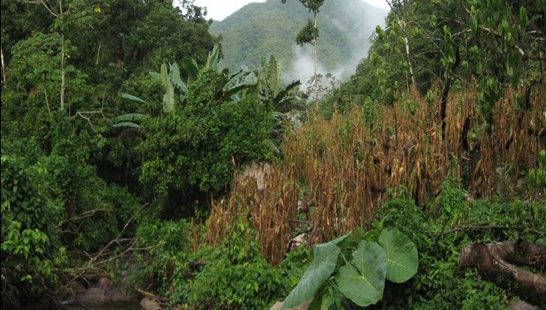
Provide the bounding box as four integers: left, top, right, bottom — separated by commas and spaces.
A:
284, 0, 385, 87
284, 44, 362, 87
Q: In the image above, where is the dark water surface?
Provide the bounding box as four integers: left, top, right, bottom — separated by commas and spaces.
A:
65, 301, 142, 310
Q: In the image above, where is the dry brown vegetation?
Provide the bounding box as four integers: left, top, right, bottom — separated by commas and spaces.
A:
206, 86, 546, 265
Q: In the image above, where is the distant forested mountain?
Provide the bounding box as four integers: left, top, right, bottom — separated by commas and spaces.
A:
210, 0, 387, 80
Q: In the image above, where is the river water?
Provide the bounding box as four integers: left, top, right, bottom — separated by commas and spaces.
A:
65, 301, 142, 310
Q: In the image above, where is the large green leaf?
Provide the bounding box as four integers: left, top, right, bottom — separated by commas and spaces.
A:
149, 71, 162, 81
273, 80, 301, 110
114, 113, 145, 123
182, 57, 199, 82
169, 62, 187, 95
161, 63, 175, 113
335, 240, 386, 307
223, 70, 258, 99
282, 238, 344, 309
378, 228, 418, 283
112, 122, 140, 129
206, 44, 220, 71
120, 93, 145, 103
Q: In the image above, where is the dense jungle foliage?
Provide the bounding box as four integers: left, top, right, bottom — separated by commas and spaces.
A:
1, 0, 545, 309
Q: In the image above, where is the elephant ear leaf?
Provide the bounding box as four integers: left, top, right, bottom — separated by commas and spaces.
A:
378, 228, 418, 283
335, 240, 386, 307
282, 238, 345, 309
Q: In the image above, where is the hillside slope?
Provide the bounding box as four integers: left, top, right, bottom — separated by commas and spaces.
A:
210, 0, 387, 81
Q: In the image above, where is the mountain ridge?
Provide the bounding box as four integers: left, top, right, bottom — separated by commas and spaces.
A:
210, 0, 387, 81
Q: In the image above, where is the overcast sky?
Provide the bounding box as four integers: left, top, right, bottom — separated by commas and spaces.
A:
190, 0, 390, 21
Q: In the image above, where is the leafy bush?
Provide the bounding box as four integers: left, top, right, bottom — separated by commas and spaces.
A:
1, 155, 66, 308
40, 127, 141, 252
371, 181, 545, 309
132, 219, 190, 295
1, 32, 91, 144
527, 149, 546, 193
134, 220, 284, 309
185, 256, 282, 309
278, 246, 310, 296
182, 222, 283, 309
0, 137, 44, 166
139, 68, 274, 203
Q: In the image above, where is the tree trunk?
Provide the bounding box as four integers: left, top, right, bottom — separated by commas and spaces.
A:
458, 240, 546, 305
385, 0, 416, 90
403, 34, 416, 88
1, 45, 6, 86
312, 12, 319, 108
60, 32, 65, 111
95, 41, 102, 67
440, 46, 460, 140
56, 0, 66, 111
313, 13, 318, 80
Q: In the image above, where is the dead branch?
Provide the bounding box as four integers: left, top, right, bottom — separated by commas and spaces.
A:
437, 224, 510, 236
60, 204, 150, 289
136, 287, 170, 307
71, 110, 105, 130
459, 240, 546, 305
56, 208, 110, 227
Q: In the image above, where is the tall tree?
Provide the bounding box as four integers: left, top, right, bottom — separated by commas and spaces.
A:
283, 0, 326, 104
23, 0, 68, 110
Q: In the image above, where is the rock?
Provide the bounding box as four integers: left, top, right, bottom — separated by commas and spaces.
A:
287, 233, 307, 252
236, 162, 271, 191
69, 281, 87, 295
297, 200, 309, 213
507, 298, 537, 310
98, 277, 113, 291
270, 301, 309, 310
141, 296, 162, 310
68, 279, 136, 306
106, 287, 135, 303
80, 287, 109, 305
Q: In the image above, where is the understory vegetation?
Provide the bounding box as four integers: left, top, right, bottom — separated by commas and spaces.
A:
1, 0, 545, 309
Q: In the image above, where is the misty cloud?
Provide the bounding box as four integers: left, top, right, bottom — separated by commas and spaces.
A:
284, 0, 385, 87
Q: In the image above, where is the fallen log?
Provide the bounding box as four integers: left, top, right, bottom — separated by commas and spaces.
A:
458, 240, 546, 305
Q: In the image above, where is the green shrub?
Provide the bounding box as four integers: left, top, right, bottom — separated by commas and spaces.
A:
39, 126, 141, 252
139, 68, 274, 204
375, 188, 430, 248
132, 219, 189, 295
0, 137, 43, 166
527, 149, 546, 193
182, 222, 283, 309
1, 156, 66, 308
370, 181, 545, 309
185, 256, 282, 309
278, 246, 310, 296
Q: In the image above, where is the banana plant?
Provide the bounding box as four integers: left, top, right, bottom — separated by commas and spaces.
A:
116, 48, 302, 131
254, 55, 306, 150
149, 62, 182, 112
258, 55, 303, 112
112, 112, 146, 129
112, 93, 147, 129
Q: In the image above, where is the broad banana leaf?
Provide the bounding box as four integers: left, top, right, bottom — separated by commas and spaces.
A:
121, 93, 145, 103
161, 64, 175, 113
